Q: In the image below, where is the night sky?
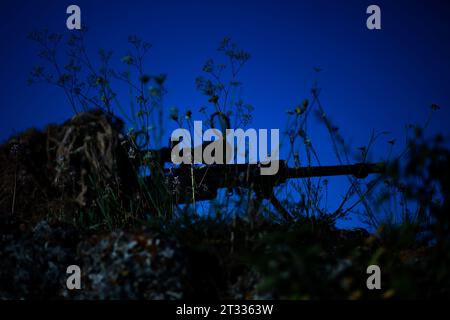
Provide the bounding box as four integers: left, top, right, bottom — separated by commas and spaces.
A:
1, 0, 449, 227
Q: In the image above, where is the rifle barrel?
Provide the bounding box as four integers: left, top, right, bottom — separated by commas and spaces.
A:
285, 162, 385, 180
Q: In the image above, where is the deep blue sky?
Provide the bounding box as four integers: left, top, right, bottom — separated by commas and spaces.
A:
1, 0, 449, 226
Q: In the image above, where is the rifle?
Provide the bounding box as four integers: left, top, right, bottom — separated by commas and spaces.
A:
148, 152, 385, 220
142, 110, 385, 219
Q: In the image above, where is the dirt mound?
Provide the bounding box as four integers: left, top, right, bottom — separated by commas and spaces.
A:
0, 110, 137, 222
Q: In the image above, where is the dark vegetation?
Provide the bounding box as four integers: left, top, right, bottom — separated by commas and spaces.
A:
0, 30, 449, 299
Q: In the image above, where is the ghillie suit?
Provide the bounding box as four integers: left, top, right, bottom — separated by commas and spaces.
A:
0, 110, 138, 224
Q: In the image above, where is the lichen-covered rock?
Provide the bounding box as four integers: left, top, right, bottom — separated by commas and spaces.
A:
64, 228, 187, 300
0, 216, 188, 300
0, 218, 80, 299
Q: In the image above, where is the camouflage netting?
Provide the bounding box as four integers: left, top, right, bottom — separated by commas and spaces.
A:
0, 109, 137, 222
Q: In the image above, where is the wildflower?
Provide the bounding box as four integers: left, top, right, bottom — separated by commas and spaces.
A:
139, 75, 150, 84
10, 143, 23, 156
431, 103, 440, 111
128, 147, 136, 159
121, 55, 134, 65
170, 176, 181, 195
58, 74, 71, 85
295, 106, 304, 115
304, 138, 312, 146
148, 86, 159, 97
313, 67, 322, 73
31, 66, 44, 77
202, 59, 214, 73
302, 99, 309, 108
154, 74, 167, 86
169, 107, 179, 121
209, 95, 219, 104
136, 95, 145, 104
128, 35, 141, 45
137, 110, 145, 118
298, 129, 306, 138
